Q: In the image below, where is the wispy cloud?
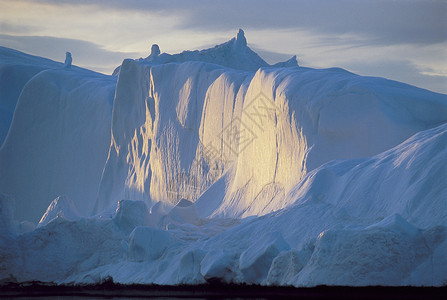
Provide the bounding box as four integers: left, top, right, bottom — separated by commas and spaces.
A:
26, 0, 447, 45
0, 34, 138, 74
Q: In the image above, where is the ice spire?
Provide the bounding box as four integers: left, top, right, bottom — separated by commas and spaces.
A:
146, 44, 161, 61
64, 52, 72, 68
236, 29, 247, 47
151, 44, 160, 57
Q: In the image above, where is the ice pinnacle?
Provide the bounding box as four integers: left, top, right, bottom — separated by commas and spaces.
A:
151, 44, 160, 58
236, 29, 247, 47
64, 52, 72, 68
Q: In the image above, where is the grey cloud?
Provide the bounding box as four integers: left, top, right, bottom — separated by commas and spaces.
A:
0, 22, 38, 34
3, 1, 446, 93
30, 0, 447, 45
180, 0, 447, 46
0, 34, 139, 74
345, 59, 447, 94
249, 46, 296, 65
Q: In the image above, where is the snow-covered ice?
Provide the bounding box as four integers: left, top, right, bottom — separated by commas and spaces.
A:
0, 30, 447, 287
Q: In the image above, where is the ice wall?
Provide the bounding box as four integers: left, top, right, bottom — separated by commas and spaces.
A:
96, 59, 447, 218
95, 60, 252, 213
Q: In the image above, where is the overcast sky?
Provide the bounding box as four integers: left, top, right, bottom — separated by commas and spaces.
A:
1, 0, 446, 93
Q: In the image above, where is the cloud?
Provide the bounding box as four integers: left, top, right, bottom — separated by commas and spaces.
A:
0, 22, 37, 35
28, 0, 447, 45
248, 28, 447, 94
0, 0, 185, 53
4, 1, 446, 50
250, 46, 296, 65
0, 34, 137, 74
347, 59, 447, 94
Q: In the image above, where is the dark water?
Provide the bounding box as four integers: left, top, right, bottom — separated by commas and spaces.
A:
2, 283, 447, 300
13, 298, 210, 300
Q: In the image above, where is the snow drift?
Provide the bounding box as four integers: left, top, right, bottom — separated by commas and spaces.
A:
1, 30, 447, 287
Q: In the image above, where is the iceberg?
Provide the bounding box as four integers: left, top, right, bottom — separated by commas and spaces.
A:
0, 30, 446, 287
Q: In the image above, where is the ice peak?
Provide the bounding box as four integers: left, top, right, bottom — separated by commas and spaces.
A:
236, 29, 247, 47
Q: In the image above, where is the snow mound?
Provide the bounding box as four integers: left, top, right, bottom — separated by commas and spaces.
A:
162, 199, 202, 227
200, 250, 238, 283
239, 231, 290, 283
38, 195, 80, 228
113, 200, 151, 234
296, 216, 428, 286
124, 226, 175, 262
265, 246, 313, 285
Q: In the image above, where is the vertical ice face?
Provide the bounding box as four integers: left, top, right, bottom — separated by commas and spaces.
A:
94, 60, 248, 214
64, 52, 72, 68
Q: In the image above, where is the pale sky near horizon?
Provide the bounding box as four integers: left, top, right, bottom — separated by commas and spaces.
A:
1, 0, 446, 93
